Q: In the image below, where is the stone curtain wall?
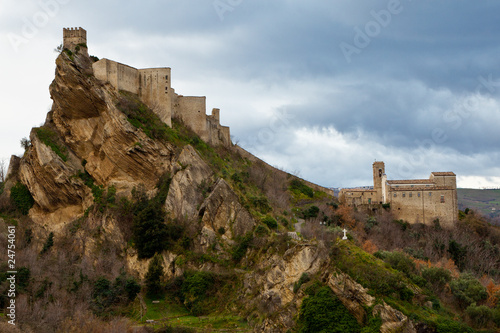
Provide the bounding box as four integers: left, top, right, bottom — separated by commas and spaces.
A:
139, 68, 172, 127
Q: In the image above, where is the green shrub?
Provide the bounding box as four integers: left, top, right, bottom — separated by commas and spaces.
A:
125, 278, 141, 301
232, 232, 253, 263
10, 182, 34, 215
290, 179, 314, 198
393, 219, 410, 231
293, 273, 311, 293
421, 267, 451, 291
493, 308, 500, 327
40, 232, 54, 254
17, 267, 30, 289
35, 127, 68, 161
301, 206, 320, 219
262, 215, 278, 229
375, 251, 416, 277
434, 320, 475, 333
91, 272, 139, 314
465, 304, 493, 328
181, 271, 214, 316
448, 240, 467, 271
250, 196, 272, 214
360, 314, 382, 333
449, 273, 487, 307
298, 286, 360, 333
255, 225, 269, 236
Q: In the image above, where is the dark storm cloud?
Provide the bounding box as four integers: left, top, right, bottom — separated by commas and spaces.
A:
2, 0, 500, 187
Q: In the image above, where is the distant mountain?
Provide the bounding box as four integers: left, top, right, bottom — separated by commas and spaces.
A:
458, 188, 500, 223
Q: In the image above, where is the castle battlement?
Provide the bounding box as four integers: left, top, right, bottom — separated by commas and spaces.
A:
63, 27, 87, 51
68, 28, 231, 147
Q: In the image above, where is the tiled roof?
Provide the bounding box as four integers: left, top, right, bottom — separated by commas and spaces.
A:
390, 186, 455, 192
387, 179, 434, 185
340, 188, 377, 193
431, 172, 456, 176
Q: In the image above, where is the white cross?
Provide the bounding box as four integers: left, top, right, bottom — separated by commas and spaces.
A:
342, 228, 348, 240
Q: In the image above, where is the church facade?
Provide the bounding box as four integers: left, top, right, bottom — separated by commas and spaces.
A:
340, 162, 458, 227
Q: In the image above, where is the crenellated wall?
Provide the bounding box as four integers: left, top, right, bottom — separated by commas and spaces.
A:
63, 27, 87, 51
91, 53, 230, 146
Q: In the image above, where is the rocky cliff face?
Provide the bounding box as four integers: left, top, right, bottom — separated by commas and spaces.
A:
13, 51, 181, 226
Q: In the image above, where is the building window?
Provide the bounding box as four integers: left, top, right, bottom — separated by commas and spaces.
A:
368, 198, 371, 204
165, 75, 169, 81
394, 193, 397, 197
409, 193, 412, 198
418, 193, 421, 197
429, 192, 432, 196
441, 195, 445, 203
403, 193, 406, 198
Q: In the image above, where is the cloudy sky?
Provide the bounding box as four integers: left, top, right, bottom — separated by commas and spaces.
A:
1, 0, 500, 189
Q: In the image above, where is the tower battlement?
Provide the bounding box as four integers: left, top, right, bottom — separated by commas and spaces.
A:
63, 27, 87, 50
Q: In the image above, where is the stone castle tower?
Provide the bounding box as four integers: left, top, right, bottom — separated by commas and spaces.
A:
372, 161, 385, 204
63, 27, 87, 51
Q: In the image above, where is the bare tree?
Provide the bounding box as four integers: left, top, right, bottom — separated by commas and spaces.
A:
0, 158, 6, 183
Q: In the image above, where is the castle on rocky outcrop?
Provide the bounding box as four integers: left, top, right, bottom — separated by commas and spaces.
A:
63, 27, 231, 147
340, 162, 458, 227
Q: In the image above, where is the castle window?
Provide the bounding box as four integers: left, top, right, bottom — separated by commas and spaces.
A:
409, 193, 412, 198
368, 198, 371, 204
440, 195, 445, 203
165, 75, 169, 81
418, 193, 421, 197
429, 192, 432, 196
402, 193, 406, 198
394, 193, 397, 197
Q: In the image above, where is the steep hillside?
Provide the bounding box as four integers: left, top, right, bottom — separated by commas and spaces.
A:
0, 47, 499, 333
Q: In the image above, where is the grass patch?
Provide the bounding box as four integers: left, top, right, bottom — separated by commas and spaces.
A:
35, 127, 68, 162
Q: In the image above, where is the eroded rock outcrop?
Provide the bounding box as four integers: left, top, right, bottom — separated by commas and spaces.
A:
324, 270, 375, 324
199, 178, 255, 238
50, 52, 176, 193
244, 244, 325, 332
165, 145, 213, 220
374, 301, 416, 333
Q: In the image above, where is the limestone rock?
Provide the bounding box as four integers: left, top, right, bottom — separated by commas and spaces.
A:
19, 133, 89, 214
50, 52, 176, 194
199, 178, 255, 238
373, 301, 416, 333
165, 145, 213, 220
325, 271, 375, 324
244, 244, 324, 331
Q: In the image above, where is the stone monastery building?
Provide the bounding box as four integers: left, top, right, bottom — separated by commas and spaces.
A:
340, 162, 458, 227
63, 27, 231, 147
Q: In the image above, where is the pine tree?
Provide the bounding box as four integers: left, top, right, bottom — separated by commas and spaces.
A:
145, 253, 164, 297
